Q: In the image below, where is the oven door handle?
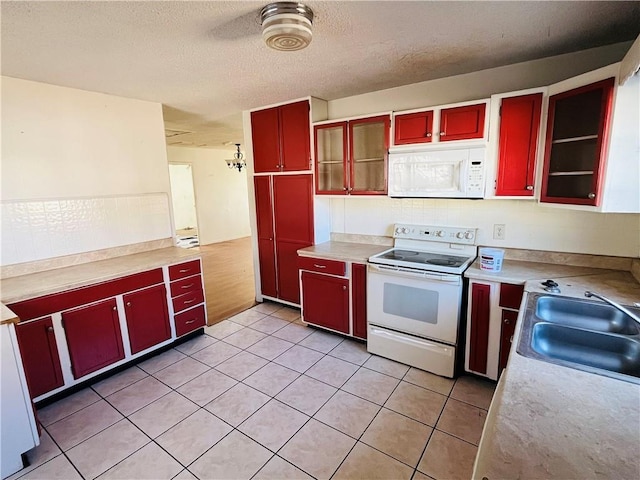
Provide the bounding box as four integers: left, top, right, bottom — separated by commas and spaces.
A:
368, 264, 461, 283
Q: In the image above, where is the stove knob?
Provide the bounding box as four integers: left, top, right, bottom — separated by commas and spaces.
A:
465, 232, 474, 240
436, 230, 444, 237
456, 232, 464, 239
395, 227, 402, 234
402, 227, 409, 234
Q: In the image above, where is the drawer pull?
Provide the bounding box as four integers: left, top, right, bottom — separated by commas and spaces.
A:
185, 319, 196, 324
179, 269, 190, 273
313, 264, 326, 269
126, 302, 131, 307
113, 306, 117, 311
183, 298, 195, 304
181, 284, 195, 289
46, 326, 54, 333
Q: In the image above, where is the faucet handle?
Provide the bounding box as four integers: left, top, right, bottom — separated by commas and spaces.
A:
542, 280, 558, 288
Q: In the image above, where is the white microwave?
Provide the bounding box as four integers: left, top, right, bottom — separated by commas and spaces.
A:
388, 147, 485, 198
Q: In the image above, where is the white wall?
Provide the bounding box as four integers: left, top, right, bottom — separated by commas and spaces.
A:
168, 164, 198, 231
324, 43, 640, 258
0, 77, 173, 266
167, 146, 251, 245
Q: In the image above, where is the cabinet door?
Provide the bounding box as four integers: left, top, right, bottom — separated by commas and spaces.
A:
498, 309, 518, 372
16, 317, 64, 398
62, 299, 125, 379
280, 101, 311, 171
352, 263, 367, 340
301, 272, 349, 334
251, 106, 281, 173
349, 115, 390, 194
439, 104, 486, 141
541, 78, 615, 206
394, 111, 434, 145
496, 93, 543, 196
124, 285, 171, 355
468, 283, 491, 374
315, 122, 348, 194
254, 176, 277, 298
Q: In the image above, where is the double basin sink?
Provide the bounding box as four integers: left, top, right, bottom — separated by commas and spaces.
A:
517, 293, 640, 384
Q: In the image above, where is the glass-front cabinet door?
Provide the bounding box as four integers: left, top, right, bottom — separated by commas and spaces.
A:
541, 78, 614, 206
315, 122, 347, 194
349, 116, 390, 194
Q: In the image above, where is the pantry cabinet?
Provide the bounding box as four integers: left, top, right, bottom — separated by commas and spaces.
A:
494, 92, 544, 196
315, 115, 390, 195
251, 100, 311, 173
298, 256, 367, 339
465, 280, 524, 380
392, 101, 488, 147
254, 174, 314, 305
540, 78, 615, 206
62, 298, 125, 379
15, 316, 64, 398
124, 285, 171, 354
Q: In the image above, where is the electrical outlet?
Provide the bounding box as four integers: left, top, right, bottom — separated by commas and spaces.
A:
493, 224, 506, 240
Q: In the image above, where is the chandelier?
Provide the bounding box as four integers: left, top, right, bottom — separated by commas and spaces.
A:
225, 144, 247, 172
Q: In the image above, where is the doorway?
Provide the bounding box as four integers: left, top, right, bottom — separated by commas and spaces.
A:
168, 163, 199, 248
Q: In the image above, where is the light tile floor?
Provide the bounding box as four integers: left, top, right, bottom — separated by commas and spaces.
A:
11, 303, 496, 480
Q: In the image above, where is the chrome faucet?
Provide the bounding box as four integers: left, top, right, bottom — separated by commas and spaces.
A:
584, 291, 640, 325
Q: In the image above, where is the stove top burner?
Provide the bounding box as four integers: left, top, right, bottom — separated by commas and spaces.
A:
379, 250, 420, 260
426, 258, 461, 267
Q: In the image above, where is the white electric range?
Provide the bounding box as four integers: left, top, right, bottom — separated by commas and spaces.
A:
367, 223, 478, 378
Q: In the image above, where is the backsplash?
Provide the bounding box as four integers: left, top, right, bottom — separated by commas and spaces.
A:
1, 193, 172, 267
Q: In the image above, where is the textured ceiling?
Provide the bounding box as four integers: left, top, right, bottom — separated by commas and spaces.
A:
2, 1, 639, 148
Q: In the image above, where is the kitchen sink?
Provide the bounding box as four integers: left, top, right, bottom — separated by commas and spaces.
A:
517, 293, 640, 384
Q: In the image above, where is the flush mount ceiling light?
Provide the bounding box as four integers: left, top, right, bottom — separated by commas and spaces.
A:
261, 2, 314, 51
225, 144, 247, 172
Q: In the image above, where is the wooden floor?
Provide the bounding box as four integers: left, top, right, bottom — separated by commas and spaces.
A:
194, 236, 256, 325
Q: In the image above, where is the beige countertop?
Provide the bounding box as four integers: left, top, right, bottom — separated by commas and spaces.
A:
0, 247, 201, 305
298, 241, 389, 264
1, 303, 19, 325
473, 261, 640, 479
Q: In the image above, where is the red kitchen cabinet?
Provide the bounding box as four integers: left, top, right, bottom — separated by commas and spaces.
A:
174, 304, 206, 337
254, 174, 314, 305
394, 110, 434, 145
352, 263, 367, 340
124, 285, 171, 354
315, 115, 389, 195
251, 100, 310, 173
301, 271, 349, 334
439, 103, 486, 141
496, 93, 543, 196
62, 298, 125, 379
468, 283, 491, 374
499, 309, 518, 371
541, 78, 615, 206
15, 317, 64, 398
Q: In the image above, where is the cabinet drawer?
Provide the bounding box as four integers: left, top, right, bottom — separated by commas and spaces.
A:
298, 256, 346, 276
499, 283, 524, 309
175, 304, 206, 337
170, 274, 203, 298
169, 260, 201, 281
172, 289, 204, 313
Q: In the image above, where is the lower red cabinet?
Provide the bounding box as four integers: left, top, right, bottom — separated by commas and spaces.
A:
468, 283, 491, 374
175, 304, 206, 337
62, 299, 125, 379
499, 309, 519, 371
16, 317, 64, 398
352, 263, 367, 340
301, 271, 349, 334
124, 284, 171, 354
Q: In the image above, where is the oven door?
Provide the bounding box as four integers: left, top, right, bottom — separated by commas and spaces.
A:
367, 263, 462, 344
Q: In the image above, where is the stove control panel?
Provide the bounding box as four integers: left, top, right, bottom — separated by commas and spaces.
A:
393, 224, 477, 245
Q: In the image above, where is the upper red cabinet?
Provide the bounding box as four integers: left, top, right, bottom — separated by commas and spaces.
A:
315, 115, 390, 195
439, 103, 486, 141
495, 92, 544, 196
251, 100, 311, 173
392, 101, 487, 147
541, 78, 615, 206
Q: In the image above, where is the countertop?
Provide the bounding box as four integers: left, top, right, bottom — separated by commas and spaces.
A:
0, 247, 201, 306
297, 241, 389, 264
472, 260, 640, 480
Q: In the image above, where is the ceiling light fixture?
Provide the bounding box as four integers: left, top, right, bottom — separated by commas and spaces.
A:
261, 2, 314, 51
225, 144, 247, 172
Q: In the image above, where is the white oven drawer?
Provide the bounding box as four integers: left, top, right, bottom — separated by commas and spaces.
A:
367, 326, 455, 378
